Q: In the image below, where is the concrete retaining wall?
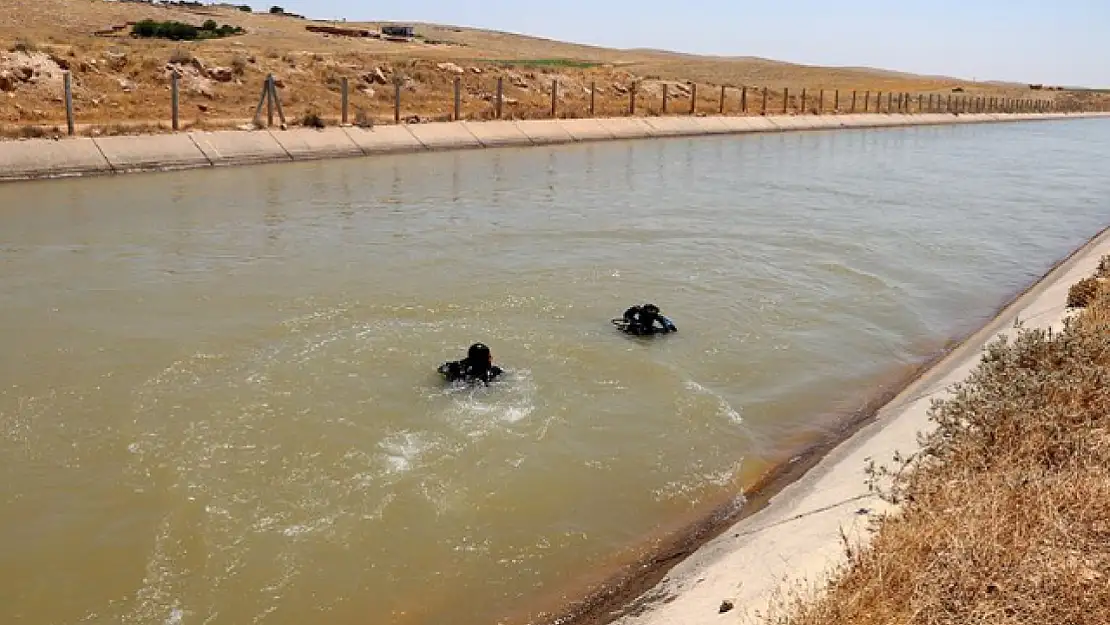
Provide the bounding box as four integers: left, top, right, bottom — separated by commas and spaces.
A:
269, 127, 363, 161
463, 121, 533, 148
0, 137, 110, 181
515, 119, 576, 145
95, 134, 210, 173
189, 130, 290, 167
559, 119, 615, 142
341, 125, 425, 155
1, 112, 1106, 184
645, 116, 705, 137
406, 122, 482, 150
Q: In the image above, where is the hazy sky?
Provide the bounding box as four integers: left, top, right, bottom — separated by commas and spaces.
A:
249, 1, 1107, 86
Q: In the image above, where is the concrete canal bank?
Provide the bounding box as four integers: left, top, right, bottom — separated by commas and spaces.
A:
0, 112, 1106, 183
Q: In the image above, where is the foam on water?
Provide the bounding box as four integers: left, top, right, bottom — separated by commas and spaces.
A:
683, 379, 744, 426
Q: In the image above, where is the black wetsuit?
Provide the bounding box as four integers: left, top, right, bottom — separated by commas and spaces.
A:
622, 306, 677, 336
438, 358, 504, 386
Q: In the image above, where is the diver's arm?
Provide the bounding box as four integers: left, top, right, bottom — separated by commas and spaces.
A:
484, 366, 503, 385
658, 316, 677, 333
438, 361, 462, 381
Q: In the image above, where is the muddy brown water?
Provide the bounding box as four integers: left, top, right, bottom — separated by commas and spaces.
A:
2, 119, 1109, 625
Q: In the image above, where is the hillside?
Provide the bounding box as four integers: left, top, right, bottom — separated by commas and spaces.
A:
0, 0, 1101, 136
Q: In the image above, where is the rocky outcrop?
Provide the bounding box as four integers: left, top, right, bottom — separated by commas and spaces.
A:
206, 66, 235, 83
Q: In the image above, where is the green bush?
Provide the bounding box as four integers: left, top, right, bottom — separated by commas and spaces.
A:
132, 20, 199, 41
132, 19, 245, 41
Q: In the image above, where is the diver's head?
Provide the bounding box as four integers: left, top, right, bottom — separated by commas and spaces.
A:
643, 304, 660, 315
467, 342, 492, 364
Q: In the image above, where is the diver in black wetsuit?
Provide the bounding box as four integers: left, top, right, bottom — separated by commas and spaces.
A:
437, 342, 504, 386
619, 303, 677, 336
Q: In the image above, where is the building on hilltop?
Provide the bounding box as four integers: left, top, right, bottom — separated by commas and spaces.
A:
381, 25, 415, 41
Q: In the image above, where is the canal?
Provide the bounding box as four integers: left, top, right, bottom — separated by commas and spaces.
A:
1, 119, 1108, 625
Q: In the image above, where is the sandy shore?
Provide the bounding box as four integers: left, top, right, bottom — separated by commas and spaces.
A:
583, 225, 1110, 625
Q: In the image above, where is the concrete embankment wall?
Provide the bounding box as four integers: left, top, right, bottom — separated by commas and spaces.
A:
0, 112, 1106, 184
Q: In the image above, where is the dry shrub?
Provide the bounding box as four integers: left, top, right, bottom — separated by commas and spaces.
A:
139, 57, 161, 74
169, 48, 194, 65
17, 125, 47, 139
299, 109, 325, 129
1069, 276, 1100, 308
10, 38, 38, 53
779, 275, 1110, 625
230, 54, 248, 76
1098, 254, 1110, 278
354, 108, 374, 128
89, 122, 168, 137
323, 71, 343, 92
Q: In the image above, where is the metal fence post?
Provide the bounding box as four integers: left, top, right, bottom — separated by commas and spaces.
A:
495, 77, 503, 119
268, 75, 286, 126
266, 75, 274, 126
453, 76, 461, 121
550, 78, 558, 118
341, 77, 349, 125
589, 81, 596, 117
171, 71, 180, 131
689, 83, 697, 115
64, 71, 75, 136
719, 85, 726, 114
393, 79, 401, 123
783, 87, 789, 114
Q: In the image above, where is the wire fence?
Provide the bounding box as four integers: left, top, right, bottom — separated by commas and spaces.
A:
44, 70, 1110, 136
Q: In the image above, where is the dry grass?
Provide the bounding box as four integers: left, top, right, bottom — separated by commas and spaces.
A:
1, 0, 1105, 137
775, 256, 1110, 625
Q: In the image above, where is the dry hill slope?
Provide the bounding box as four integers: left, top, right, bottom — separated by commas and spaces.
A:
0, 0, 1100, 136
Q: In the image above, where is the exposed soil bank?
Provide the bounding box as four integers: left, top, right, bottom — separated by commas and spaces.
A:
1, 112, 1107, 184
